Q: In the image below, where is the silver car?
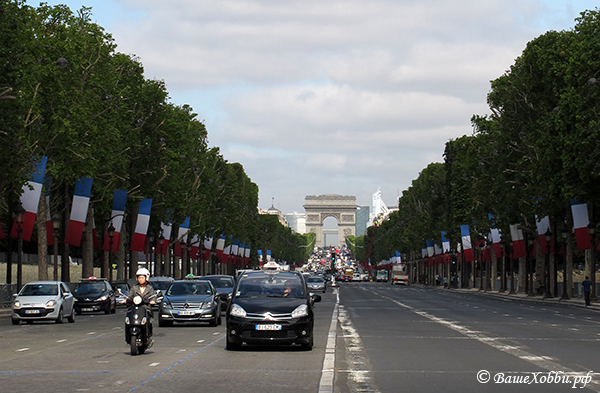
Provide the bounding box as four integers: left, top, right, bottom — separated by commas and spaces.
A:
12, 281, 75, 324
306, 276, 327, 293
158, 279, 221, 327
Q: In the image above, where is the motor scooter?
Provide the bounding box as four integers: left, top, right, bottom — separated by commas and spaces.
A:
125, 295, 155, 355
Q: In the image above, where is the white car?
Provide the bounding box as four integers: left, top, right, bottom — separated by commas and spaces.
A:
12, 281, 76, 325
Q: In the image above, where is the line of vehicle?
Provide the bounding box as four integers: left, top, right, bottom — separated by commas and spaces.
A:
367, 288, 600, 392
128, 333, 225, 392
318, 289, 339, 393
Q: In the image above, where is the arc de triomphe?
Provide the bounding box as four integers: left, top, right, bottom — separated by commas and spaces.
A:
304, 194, 356, 248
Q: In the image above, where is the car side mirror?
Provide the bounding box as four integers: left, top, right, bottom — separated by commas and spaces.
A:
117, 288, 123, 294
310, 293, 322, 303
12, 293, 18, 298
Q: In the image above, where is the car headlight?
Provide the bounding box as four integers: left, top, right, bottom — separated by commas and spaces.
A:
292, 304, 308, 318
202, 301, 213, 309
46, 299, 56, 307
97, 295, 108, 302
230, 303, 246, 318
13, 300, 21, 308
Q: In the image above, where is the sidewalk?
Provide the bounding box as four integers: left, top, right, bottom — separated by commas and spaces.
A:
441, 285, 600, 312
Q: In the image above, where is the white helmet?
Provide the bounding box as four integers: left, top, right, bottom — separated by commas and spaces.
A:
136, 268, 150, 280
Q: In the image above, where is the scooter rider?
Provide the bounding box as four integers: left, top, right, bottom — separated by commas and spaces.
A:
127, 268, 156, 341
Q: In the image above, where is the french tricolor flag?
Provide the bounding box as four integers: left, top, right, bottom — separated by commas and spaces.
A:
441, 231, 450, 253
11, 157, 47, 241
231, 238, 239, 263
258, 249, 263, 266
460, 225, 474, 262
215, 234, 226, 260
571, 201, 591, 251
490, 228, 502, 257
103, 190, 128, 252
244, 243, 251, 266
510, 224, 527, 258
157, 221, 172, 255
174, 217, 190, 257
535, 215, 554, 254
266, 249, 272, 262
130, 198, 152, 252
203, 235, 213, 261
91, 210, 101, 250
221, 243, 231, 264
189, 234, 200, 260
64, 177, 93, 246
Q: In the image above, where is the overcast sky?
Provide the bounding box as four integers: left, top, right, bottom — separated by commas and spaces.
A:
41, 0, 598, 215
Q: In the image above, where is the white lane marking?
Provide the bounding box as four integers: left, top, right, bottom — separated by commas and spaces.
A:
87, 332, 96, 335
149, 363, 160, 367
213, 332, 220, 335
368, 288, 600, 392
318, 289, 339, 393
177, 349, 186, 353
97, 361, 109, 363
56, 339, 67, 343
197, 339, 205, 343
16, 348, 29, 352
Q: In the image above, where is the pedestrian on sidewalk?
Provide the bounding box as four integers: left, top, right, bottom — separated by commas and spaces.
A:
443, 276, 448, 289
582, 276, 592, 306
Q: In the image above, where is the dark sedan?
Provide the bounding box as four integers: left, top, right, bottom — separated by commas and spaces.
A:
202, 275, 235, 311
158, 279, 221, 327
226, 270, 321, 351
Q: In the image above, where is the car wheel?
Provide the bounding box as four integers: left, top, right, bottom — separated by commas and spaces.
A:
158, 319, 173, 327
75, 309, 82, 315
301, 337, 313, 351
11, 318, 19, 325
67, 308, 75, 323
226, 338, 241, 351
56, 308, 64, 324
209, 317, 218, 327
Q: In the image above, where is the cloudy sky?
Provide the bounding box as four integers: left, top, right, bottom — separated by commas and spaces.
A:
42, 0, 598, 215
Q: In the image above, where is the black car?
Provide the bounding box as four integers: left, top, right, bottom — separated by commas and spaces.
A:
73, 277, 116, 315
226, 270, 321, 351
202, 275, 235, 311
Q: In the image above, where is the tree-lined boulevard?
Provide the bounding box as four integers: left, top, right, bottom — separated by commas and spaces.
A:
1, 282, 599, 393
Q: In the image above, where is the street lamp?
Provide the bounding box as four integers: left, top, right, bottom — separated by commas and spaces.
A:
158, 234, 165, 276
52, 216, 61, 281
544, 228, 553, 298
561, 225, 569, 300
15, 202, 25, 290
527, 237, 534, 297
107, 222, 115, 282
147, 232, 155, 276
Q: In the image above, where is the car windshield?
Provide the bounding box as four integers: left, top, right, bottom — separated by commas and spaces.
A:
114, 284, 129, 293
306, 277, 324, 283
74, 282, 105, 294
150, 281, 172, 291
167, 282, 212, 296
236, 273, 305, 298
20, 284, 58, 296
205, 277, 234, 288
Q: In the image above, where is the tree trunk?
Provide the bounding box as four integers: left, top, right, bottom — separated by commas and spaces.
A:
82, 205, 94, 278
37, 196, 48, 281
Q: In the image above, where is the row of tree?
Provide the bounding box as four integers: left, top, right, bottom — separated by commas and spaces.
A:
0, 0, 312, 283
353, 9, 600, 270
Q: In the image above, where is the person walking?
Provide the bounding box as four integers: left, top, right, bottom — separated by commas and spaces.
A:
582, 276, 592, 307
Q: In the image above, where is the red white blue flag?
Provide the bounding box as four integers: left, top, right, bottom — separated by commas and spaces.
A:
44, 177, 54, 246
189, 234, 200, 260
103, 190, 128, 252
11, 157, 47, 241
215, 234, 226, 260
460, 225, 474, 262
203, 235, 213, 261
130, 199, 152, 252
174, 217, 190, 257
510, 224, 526, 258
535, 215, 554, 254
571, 201, 591, 251
157, 221, 172, 255
64, 177, 93, 246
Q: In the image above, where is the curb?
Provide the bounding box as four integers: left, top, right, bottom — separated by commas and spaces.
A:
438, 286, 600, 312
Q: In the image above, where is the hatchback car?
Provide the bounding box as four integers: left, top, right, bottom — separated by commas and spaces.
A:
226, 271, 321, 351
306, 276, 327, 293
12, 281, 75, 324
158, 279, 221, 327
73, 277, 116, 314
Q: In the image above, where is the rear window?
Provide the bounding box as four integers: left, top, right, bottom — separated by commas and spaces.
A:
205, 277, 234, 288
74, 282, 105, 294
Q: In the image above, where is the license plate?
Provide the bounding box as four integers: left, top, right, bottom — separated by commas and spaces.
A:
82, 308, 94, 312
256, 324, 282, 331
25, 309, 40, 314
178, 310, 195, 316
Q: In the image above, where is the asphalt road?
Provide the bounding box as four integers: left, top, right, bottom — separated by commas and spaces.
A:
1, 282, 599, 393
